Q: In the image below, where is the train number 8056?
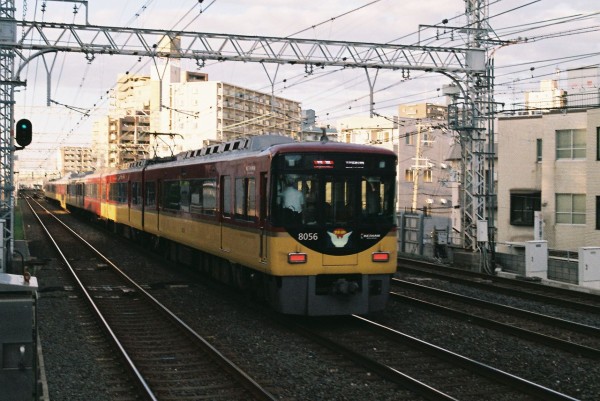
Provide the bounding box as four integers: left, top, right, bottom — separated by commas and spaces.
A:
298, 232, 319, 241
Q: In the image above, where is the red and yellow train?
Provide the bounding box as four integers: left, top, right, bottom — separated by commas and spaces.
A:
45, 135, 398, 315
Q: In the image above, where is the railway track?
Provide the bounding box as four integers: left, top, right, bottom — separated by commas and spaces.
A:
397, 257, 600, 314
391, 278, 600, 358
280, 314, 578, 401
27, 197, 276, 401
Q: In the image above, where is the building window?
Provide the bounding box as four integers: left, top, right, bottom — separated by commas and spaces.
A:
556, 193, 585, 224
556, 129, 586, 159
405, 169, 415, 182
405, 132, 414, 146
423, 169, 433, 183
510, 192, 541, 226
536, 138, 542, 162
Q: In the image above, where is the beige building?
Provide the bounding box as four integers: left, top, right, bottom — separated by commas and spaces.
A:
524, 79, 566, 113
92, 65, 301, 167
338, 115, 395, 145
399, 103, 448, 121
57, 146, 96, 176
169, 75, 301, 149
497, 108, 600, 252
91, 74, 153, 169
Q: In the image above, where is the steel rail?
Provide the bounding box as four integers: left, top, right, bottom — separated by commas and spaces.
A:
389, 287, 600, 358
397, 259, 600, 314
27, 197, 277, 401
26, 198, 158, 401
352, 315, 581, 401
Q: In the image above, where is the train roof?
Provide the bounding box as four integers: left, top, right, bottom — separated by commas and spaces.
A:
51, 135, 398, 180
143, 134, 396, 170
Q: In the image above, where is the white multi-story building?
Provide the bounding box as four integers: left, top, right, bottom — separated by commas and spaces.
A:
167, 73, 301, 154
92, 66, 301, 166
497, 108, 600, 252
524, 79, 566, 113
566, 66, 600, 108
57, 146, 96, 176
89, 36, 301, 167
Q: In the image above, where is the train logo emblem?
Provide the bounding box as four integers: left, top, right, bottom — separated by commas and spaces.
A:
327, 228, 352, 247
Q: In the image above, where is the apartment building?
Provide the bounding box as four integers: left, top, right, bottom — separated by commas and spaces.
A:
92, 66, 301, 166
497, 108, 600, 252
168, 73, 301, 153
57, 146, 95, 176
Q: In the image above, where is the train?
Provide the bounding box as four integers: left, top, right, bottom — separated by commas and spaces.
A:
44, 135, 398, 316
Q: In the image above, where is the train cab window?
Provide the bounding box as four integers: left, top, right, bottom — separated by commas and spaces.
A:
360, 176, 395, 223
274, 173, 316, 226
324, 177, 356, 225
272, 171, 395, 227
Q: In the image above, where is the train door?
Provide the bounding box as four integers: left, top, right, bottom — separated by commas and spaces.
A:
259, 172, 268, 262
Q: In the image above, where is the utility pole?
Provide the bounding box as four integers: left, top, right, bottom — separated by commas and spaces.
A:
411, 122, 422, 211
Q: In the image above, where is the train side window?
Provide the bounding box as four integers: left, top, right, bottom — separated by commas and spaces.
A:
234, 177, 257, 222
190, 180, 202, 213
145, 182, 156, 207
247, 177, 256, 220
222, 176, 232, 217
163, 180, 181, 210
109, 183, 117, 202
131, 182, 142, 205
235, 178, 245, 219
118, 183, 127, 203
189, 179, 217, 216
180, 181, 190, 212
203, 179, 217, 215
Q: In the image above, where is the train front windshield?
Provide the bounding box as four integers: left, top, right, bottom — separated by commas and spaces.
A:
271, 152, 396, 255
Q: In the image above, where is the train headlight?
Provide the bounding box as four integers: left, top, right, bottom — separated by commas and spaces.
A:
288, 252, 307, 264
372, 252, 390, 263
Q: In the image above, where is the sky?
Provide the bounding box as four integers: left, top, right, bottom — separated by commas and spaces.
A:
12, 0, 600, 171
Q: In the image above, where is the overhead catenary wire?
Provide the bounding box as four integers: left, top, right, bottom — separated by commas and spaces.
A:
17, 1, 600, 170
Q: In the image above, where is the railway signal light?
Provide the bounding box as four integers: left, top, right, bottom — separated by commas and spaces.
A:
16, 119, 32, 148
